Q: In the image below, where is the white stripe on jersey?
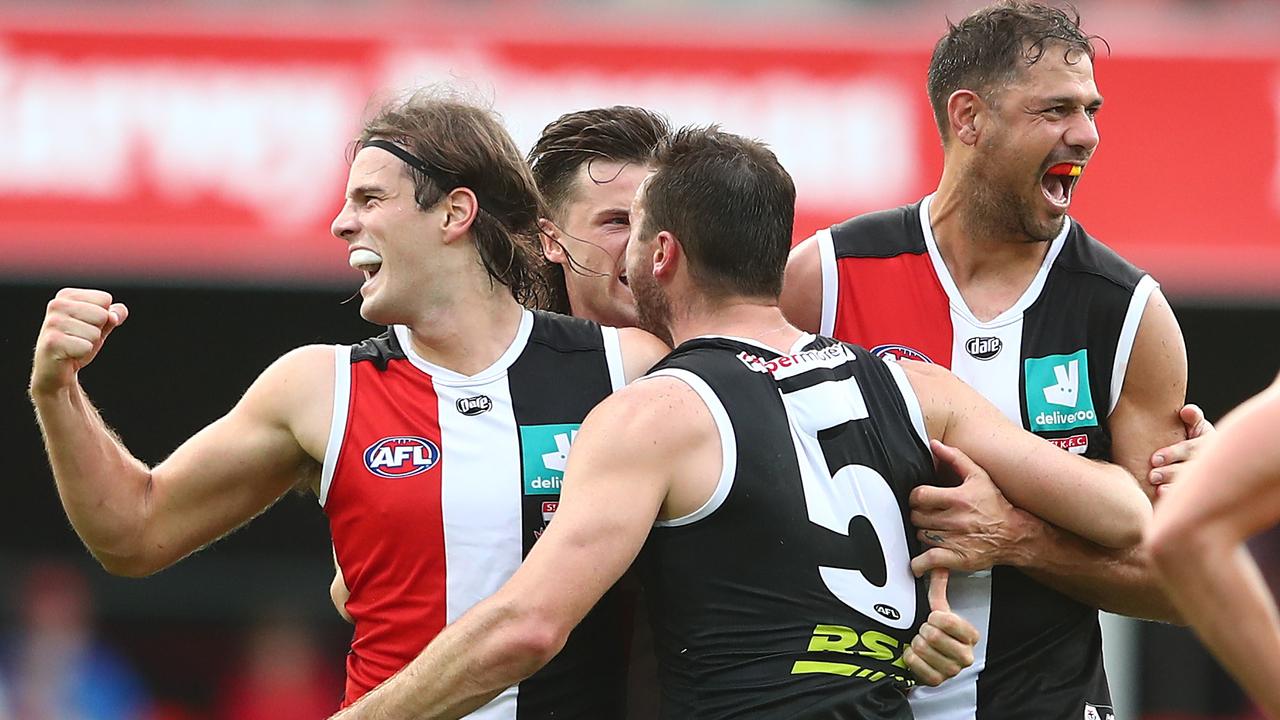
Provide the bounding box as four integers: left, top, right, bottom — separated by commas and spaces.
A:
319, 344, 352, 508
391, 313, 537, 720
909, 572, 991, 720
907, 314, 1019, 720
949, 318, 1026, 426
1109, 274, 1159, 415
908, 193, 1068, 720
816, 227, 839, 337
437, 378, 522, 719
883, 358, 931, 452
602, 325, 627, 391
646, 368, 738, 528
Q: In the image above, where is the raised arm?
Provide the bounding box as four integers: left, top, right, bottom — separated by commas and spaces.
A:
905, 360, 1150, 549
1146, 374, 1280, 718
332, 376, 706, 719
29, 288, 329, 577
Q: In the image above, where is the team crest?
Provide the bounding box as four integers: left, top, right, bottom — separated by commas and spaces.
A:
870, 344, 934, 364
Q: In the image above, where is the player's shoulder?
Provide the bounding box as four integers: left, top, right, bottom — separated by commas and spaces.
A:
1054, 217, 1148, 291
828, 200, 927, 259
245, 344, 337, 411
617, 327, 672, 369
271, 343, 337, 374
588, 373, 708, 439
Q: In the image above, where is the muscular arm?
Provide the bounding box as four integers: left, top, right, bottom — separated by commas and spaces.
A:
30, 289, 328, 577
906, 361, 1150, 549
779, 233, 824, 333
1146, 374, 1280, 717
332, 377, 704, 719
1008, 290, 1186, 621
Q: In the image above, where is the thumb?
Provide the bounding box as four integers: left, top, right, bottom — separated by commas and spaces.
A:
100, 302, 129, 344
1182, 404, 1214, 439
931, 440, 980, 480
928, 567, 951, 613
912, 547, 955, 577
108, 302, 129, 327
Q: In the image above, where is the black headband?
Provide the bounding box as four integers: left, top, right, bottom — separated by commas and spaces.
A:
360, 139, 495, 214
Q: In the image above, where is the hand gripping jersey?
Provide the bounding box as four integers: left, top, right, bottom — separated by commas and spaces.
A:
809, 195, 1156, 720
321, 310, 630, 718
637, 334, 936, 720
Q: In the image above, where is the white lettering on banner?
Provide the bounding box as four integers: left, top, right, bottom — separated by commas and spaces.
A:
380, 51, 919, 209
0, 48, 361, 225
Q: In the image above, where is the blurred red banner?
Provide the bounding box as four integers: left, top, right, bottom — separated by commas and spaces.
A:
0, 12, 1275, 297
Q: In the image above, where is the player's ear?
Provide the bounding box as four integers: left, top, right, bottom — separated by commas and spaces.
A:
652, 230, 680, 279
947, 89, 982, 147
440, 187, 480, 243
538, 218, 566, 263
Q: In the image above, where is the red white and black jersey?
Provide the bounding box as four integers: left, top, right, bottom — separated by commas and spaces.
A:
639, 334, 936, 720
321, 310, 630, 718
810, 195, 1156, 720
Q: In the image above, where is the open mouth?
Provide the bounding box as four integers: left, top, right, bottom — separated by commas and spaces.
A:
1040, 163, 1082, 211
618, 271, 629, 288
349, 248, 383, 280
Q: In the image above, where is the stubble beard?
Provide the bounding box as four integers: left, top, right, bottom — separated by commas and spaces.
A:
629, 269, 675, 348
965, 147, 1064, 245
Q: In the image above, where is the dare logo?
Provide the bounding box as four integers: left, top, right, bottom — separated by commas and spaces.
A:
965, 336, 1002, 360
363, 436, 441, 478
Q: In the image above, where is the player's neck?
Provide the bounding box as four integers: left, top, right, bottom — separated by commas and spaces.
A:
403, 286, 525, 376
673, 299, 802, 353
930, 180, 1054, 321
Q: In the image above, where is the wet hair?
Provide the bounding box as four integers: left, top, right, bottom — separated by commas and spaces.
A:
528, 106, 671, 314
927, 1, 1104, 142
639, 125, 795, 300
357, 89, 548, 308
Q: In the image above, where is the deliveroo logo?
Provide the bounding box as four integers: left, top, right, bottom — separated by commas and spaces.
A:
1025, 350, 1098, 432
520, 423, 581, 495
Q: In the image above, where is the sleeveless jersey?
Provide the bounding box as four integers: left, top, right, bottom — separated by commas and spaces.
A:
638, 334, 936, 719
321, 310, 631, 718
810, 195, 1156, 720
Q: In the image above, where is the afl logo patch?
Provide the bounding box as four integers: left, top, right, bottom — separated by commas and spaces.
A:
363, 437, 440, 478
456, 395, 492, 416
965, 336, 1002, 360
870, 344, 934, 364
873, 603, 902, 621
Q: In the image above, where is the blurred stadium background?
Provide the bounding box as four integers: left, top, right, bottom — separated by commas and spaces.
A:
1, 0, 1276, 717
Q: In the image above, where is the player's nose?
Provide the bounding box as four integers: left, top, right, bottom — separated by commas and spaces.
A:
1065, 109, 1100, 154
332, 201, 360, 241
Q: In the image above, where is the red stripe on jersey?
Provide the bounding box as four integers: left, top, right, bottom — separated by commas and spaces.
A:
327, 358, 446, 706
832, 253, 954, 369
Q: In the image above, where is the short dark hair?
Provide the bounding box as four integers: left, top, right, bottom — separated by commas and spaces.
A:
528, 106, 671, 314
927, 1, 1103, 142
358, 90, 548, 308
639, 126, 795, 300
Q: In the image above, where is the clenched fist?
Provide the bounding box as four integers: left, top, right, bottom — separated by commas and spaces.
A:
31, 288, 129, 396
